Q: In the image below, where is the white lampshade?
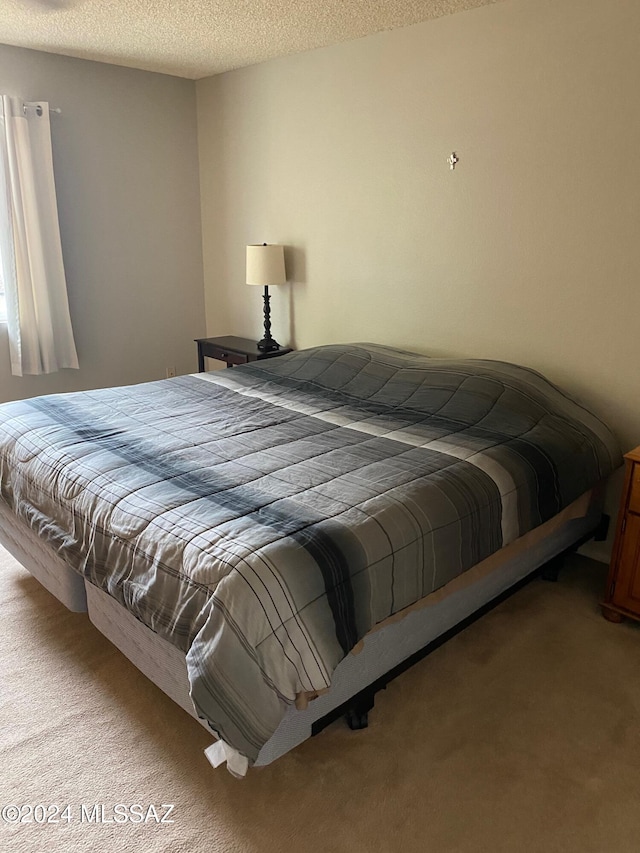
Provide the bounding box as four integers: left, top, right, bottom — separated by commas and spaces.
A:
246, 244, 286, 286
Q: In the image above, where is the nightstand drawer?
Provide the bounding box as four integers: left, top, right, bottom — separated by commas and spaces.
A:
628, 463, 640, 515
201, 344, 249, 366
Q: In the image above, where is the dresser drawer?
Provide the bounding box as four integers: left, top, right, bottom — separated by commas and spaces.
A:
201, 344, 249, 366
602, 447, 640, 624
628, 462, 640, 515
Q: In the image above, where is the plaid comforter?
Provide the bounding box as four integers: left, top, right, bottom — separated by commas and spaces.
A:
0, 344, 621, 762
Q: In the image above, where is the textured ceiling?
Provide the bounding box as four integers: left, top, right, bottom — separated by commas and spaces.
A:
0, 0, 503, 80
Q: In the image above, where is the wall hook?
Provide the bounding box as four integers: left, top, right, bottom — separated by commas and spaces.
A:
448, 152, 459, 170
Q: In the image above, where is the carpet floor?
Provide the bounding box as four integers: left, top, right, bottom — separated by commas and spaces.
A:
1, 547, 639, 853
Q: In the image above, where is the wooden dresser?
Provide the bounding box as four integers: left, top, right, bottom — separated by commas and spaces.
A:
602, 446, 640, 623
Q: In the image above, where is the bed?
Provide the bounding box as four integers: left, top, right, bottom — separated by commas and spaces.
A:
0, 343, 622, 775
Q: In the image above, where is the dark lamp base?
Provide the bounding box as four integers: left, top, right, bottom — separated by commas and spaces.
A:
257, 338, 280, 352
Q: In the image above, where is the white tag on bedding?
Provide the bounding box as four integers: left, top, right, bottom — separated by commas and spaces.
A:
204, 740, 249, 779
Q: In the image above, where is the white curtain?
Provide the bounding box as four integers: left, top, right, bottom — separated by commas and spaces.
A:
0, 95, 78, 376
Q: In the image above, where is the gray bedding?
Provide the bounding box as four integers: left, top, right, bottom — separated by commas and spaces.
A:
0, 343, 621, 762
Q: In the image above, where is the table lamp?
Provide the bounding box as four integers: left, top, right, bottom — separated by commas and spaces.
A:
246, 243, 286, 351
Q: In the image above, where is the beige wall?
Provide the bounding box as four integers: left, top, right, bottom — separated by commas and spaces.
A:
0, 44, 205, 399
196, 0, 640, 555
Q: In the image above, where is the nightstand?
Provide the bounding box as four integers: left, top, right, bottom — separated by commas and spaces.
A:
602, 446, 640, 623
195, 335, 293, 371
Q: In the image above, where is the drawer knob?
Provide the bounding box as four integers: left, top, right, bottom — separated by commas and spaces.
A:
221, 352, 228, 358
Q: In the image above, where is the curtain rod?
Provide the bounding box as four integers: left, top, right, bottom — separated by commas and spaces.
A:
23, 102, 62, 117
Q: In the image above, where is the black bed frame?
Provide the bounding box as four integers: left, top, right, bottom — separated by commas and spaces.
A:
311, 513, 610, 736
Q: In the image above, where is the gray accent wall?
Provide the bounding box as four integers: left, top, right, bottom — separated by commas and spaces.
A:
0, 44, 205, 400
